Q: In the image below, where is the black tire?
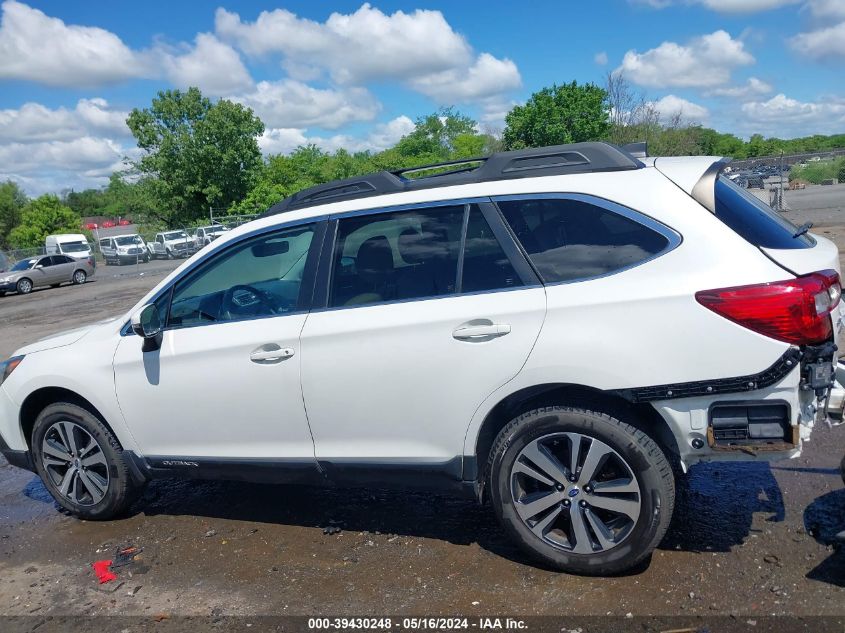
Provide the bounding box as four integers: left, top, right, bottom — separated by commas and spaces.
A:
16, 278, 32, 294
72, 270, 87, 285
31, 402, 141, 520
143, 253, 150, 263
488, 406, 675, 575
166, 249, 174, 260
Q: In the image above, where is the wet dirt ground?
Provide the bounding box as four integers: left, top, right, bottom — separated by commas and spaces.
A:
0, 201, 843, 622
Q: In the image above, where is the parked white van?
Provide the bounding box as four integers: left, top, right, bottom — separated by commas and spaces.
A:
45, 234, 93, 262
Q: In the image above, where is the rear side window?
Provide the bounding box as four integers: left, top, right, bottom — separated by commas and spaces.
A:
330, 205, 464, 307
462, 207, 522, 293
714, 176, 812, 250
497, 196, 671, 283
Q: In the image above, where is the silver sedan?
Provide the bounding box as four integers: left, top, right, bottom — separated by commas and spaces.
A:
0, 254, 95, 295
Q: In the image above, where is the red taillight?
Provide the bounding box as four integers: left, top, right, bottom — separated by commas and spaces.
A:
695, 270, 841, 345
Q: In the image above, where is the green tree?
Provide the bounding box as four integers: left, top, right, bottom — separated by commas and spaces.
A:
8, 195, 81, 248
503, 81, 610, 150
0, 180, 28, 248
127, 87, 264, 225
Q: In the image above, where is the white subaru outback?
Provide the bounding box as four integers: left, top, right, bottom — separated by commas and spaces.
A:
0, 143, 841, 575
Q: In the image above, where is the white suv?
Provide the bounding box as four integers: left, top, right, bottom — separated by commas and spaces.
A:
1, 143, 841, 575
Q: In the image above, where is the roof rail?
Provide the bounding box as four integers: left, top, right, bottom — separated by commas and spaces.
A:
261, 142, 644, 217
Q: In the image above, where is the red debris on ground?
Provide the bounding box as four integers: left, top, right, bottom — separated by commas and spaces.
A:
92, 560, 117, 584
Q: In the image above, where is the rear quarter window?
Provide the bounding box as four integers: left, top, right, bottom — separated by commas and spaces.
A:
496, 196, 675, 283
714, 176, 812, 250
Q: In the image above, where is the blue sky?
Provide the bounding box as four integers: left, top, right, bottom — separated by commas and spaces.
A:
1, 0, 843, 194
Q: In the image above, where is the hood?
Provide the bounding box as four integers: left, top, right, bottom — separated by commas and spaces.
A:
13, 316, 119, 355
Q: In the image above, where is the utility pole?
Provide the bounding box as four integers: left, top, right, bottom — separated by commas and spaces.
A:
779, 150, 785, 211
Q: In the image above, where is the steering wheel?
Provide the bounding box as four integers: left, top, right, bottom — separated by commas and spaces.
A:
221, 284, 277, 319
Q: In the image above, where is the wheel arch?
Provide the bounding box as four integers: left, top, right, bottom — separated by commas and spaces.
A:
20, 387, 118, 450
469, 382, 681, 500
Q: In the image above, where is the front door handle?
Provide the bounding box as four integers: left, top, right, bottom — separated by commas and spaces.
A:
250, 344, 295, 363
452, 323, 511, 341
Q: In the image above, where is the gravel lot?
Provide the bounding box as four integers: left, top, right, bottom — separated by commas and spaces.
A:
0, 201, 843, 625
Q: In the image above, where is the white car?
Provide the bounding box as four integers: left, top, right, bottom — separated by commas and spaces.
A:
193, 225, 229, 248
0, 142, 841, 575
149, 231, 196, 259
99, 234, 150, 265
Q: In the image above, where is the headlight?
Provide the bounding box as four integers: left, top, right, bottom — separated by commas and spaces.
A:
0, 355, 24, 386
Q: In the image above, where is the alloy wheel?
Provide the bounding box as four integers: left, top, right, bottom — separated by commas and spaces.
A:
510, 432, 641, 555
17, 279, 32, 294
41, 421, 110, 506
74, 271, 86, 284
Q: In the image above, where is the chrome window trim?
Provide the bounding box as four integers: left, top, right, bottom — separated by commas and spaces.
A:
326, 196, 492, 221
491, 192, 683, 287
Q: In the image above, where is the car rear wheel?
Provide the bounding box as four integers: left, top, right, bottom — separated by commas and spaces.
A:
32, 403, 141, 520
72, 270, 87, 285
16, 278, 32, 294
488, 406, 675, 575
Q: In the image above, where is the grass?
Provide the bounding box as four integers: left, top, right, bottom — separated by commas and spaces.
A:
790, 157, 845, 184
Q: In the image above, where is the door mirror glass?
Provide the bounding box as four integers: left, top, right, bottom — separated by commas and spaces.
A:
131, 303, 162, 339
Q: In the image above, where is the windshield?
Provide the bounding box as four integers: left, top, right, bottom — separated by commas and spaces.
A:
61, 241, 89, 253
164, 231, 188, 240
115, 236, 141, 246
11, 258, 36, 271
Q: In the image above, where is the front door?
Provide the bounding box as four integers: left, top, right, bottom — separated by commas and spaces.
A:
300, 202, 546, 481
113, 222, 322, 460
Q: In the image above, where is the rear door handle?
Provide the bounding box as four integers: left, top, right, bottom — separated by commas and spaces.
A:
452, 323, 511, 340
250, 345, 295, 363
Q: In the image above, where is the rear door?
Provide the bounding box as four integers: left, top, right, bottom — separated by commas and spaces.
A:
299, 200, 545, 483
52, 255, 75, 281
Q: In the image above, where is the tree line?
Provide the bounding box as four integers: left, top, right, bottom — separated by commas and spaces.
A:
2, 77, 844, 249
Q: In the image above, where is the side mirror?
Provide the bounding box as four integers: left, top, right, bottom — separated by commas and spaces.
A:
35, 264, 43, 269
131, 304, 163, 351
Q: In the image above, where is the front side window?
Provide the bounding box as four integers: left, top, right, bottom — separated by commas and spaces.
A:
330, 205, 465, 307
167, 223, 315, 327
38, 257, 54, 267
497, 196, 671, 283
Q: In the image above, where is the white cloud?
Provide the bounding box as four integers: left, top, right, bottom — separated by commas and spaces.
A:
159, 33, 252, 95
230, 80, 380, 130
630, 0, 800, 10
0, 0, 148, 86
616, 30, 754, 88
259, 116, 416, 156
407, 53, 521, 104
0, 1, 254, 92
0, 99, 130, 143
706, 76, 773, 98
651, 95, 710, 121
0, 137, 124, 173
594, 51, 609, 65
697, 0, 800, 11
790, 20, 845, 60
805, 0, 845, 18
216, 4, 520, 106
739, 93, 845, 136
215, 4, 472, 84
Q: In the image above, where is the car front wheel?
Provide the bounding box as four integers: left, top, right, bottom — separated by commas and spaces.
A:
32, 403, 141, 520
488, 406, 675, 575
